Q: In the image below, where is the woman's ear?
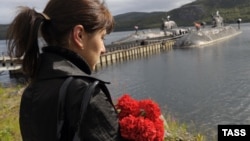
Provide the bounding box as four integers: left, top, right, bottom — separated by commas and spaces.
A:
72, 25, 85, 50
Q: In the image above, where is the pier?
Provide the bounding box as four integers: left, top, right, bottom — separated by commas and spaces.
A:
96, 40, 175, 70
0, 54, 22, 74
0, 39, 176, 75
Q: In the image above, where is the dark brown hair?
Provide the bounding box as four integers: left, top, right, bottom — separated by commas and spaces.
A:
7, 0, 114, 79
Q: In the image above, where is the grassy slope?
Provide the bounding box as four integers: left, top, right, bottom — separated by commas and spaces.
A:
0, 85, 23, 141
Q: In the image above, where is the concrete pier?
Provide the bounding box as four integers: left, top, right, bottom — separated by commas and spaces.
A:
95, 40, 175, 70
0, 55, 22, 72
0, 40, 176, 74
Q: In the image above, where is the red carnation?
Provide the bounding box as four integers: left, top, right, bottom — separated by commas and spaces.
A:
139, 99, 161, 121
116, 94, 140, 119
119, 115, 138, 139
153, 118, 165, 141
119, 115, 157, 141
116, 94, 165, 141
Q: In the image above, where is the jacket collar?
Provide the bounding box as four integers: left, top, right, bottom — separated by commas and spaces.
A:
37, 46, 92, 80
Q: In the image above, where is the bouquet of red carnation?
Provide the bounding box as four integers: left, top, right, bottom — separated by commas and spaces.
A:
116, 94, 165, 141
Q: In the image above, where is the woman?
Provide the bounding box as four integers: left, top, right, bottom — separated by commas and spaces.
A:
7, 0, 123, 140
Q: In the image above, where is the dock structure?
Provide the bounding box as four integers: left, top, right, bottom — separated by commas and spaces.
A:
105, 34, 182, 52
0, 39, 176, 75
0, 54, 23, 75
95, 40, 175, 70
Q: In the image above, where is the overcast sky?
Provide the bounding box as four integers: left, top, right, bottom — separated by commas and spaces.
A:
0, 0, 195, 24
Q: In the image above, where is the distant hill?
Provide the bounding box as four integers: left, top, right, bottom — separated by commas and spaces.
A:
1, 0, 250, 39
113, 12, 167, 31
113, 0, 250, 31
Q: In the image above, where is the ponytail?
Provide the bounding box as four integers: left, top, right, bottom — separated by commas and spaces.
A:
7, 6, 49, 79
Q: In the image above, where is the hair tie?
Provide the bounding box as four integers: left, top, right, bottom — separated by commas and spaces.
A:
40, 13, 50, 20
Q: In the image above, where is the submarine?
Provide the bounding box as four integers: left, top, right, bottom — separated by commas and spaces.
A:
112, 16, 188, 44
174, 11, 242, 48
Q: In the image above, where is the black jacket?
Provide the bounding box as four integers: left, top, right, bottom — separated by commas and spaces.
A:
19, 46, 123, 141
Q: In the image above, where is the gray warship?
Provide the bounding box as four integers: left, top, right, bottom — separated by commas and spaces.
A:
112, 16, 188, 44
174, 11, 242, 48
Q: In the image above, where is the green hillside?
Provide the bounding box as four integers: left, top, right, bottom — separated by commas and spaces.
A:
114, 12, 167, 31
113, 0, 250, 31
1, 0, 250, 39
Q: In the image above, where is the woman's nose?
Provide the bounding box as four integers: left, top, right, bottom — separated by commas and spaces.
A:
101, 45, 106, 54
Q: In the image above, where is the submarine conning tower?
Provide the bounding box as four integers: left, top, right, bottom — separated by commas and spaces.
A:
212, 11, 224, 27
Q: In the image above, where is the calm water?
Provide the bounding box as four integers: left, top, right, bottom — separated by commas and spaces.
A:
96, 23, 250, 139
1, 23, 250, 139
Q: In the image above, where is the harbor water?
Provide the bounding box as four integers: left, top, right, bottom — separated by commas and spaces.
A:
1, 23, 250, 139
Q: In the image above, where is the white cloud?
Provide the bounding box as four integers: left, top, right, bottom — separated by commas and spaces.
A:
0, 0, 195, 24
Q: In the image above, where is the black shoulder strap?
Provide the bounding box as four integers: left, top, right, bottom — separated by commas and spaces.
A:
57, 77, 74, 141
73, 80, 99, 141
57, 76, 114, 141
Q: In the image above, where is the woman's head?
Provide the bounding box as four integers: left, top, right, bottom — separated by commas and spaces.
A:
42, 0, 114, 70
7, 0, 114, 78
42, 0, 114, 46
